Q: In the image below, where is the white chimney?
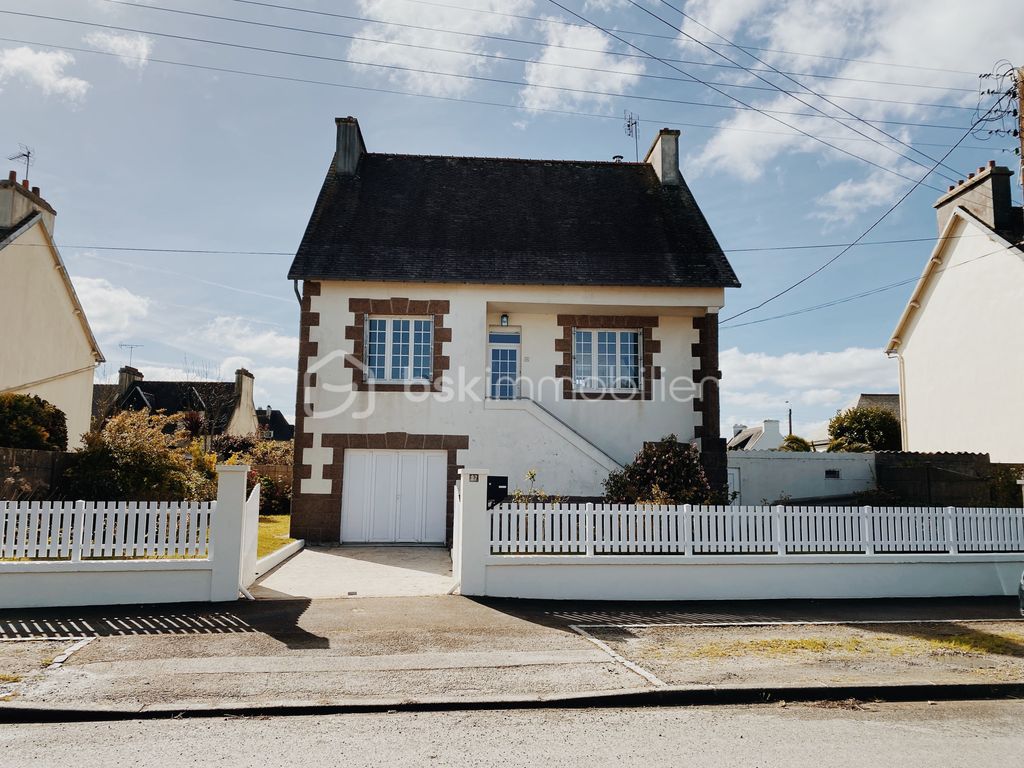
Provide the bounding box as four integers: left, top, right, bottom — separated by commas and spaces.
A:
335, 116, 367, 176
1, 170, 56, 236
643, 128, 682, 186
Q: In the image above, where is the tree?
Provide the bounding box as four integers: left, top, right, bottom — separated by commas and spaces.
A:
827, 406, 901, 452
779, 434, 812, 452
603, 435, 714, 504
0, 393, 68, 451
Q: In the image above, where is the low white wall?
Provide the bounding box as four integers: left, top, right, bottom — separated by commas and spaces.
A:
728, 451, 876, 505
0, 560, 215, 609
478, 555, 1024, 600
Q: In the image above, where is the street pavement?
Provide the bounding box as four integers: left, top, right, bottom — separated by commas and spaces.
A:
1, 596, 1022, 713
2, 700, 1022, 767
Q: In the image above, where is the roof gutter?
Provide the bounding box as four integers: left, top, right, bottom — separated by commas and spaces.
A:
1, 363, 98, 395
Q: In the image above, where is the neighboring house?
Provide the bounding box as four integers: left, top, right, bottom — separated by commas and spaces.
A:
256, 406, 294, 441
0, 171, 104, 444
886, 162, 1024, 462
727, 419, 784, 451
855, 393, 900, 418
288, 117, 740, 544
93, 366, 260, 437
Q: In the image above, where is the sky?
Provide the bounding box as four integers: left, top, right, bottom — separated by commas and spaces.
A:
1, 0, 1021, 441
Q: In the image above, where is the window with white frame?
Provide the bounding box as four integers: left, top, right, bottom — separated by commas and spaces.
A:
365, 316, 433, 382
573, 329, 641, 391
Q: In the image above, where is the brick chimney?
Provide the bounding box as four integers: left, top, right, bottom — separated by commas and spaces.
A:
335, 117, 366, 176
643, 128, 682, 186
1, 170, 57, 236
117, 365, 143, 394
934, 161, 1016, 237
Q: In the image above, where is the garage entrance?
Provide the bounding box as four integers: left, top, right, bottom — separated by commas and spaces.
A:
340, 449, 448, 543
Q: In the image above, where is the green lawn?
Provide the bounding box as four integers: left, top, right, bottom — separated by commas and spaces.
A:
258, 515, 295, 558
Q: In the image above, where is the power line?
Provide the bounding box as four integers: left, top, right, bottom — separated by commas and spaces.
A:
0, 11, 978, 140
543, 1, 1012, 320
212, 0, 979, 93
2, 35, 987, 141
720, 241, 1022, 329
640, 1, 993, 195
544, 2, 954, 194
382, 0, 982, 77
24, 232, 988, 256
94, 0, 977, 114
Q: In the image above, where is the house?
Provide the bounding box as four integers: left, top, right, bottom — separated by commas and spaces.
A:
855, 393, 900, 418
727, 419, 785, 450
93, 366, 260, 437
288, 117, 740, 544
886, 162, 1024, 462
256, 406, 294, 441
0, 171, 104, 444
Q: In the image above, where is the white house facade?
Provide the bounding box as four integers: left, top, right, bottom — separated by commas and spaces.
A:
0, 172, 104, 444
887, 162, 1024, 462
288, 118, 740, 544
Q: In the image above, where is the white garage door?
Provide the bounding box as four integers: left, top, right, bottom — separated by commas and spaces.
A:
340, 450, 448, 543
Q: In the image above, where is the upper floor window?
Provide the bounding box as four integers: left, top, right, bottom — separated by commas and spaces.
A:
366, 316, 433, 382
573, 329, 640, 391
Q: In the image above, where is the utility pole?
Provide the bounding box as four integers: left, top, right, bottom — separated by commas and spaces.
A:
1016, 66, 1023, 197
785, 400, 792, 436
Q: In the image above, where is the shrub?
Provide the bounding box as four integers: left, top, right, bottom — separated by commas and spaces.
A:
62, 410, 218, 501
249, 469, 292, 516
827, 406, 901, 452
210, 433, 259, 461
989, 464, 1024, 508
0, 393, 68, 451
510, 469, 563, 504
779, 434, 812, 452
240, 439, 293, 467
603, 435, 714, 504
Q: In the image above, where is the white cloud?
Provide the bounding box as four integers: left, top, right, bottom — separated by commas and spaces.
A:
0, 47, 89, 100
74, 276, 150, 338
680, 0, 1024, 215
84, 32, 154, 70
193, 317, 298, 361
520, 19, 645, 112
347, 0, 535, 98
721, 346, 897, 440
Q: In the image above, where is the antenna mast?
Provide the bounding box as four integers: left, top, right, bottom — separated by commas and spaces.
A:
118, 343, 144, 367
7, 144, 33, 180
624, 111, 639, 162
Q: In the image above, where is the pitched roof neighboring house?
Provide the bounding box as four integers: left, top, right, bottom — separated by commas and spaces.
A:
256, 407, 294, 441
0, 172, 104, 443
289, 119, 740, 289
727, 419, 785, 451
855, 393, 900, 417
93, 366, 260, 437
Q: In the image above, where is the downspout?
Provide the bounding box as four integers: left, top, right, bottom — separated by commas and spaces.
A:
886, 347, 909, 451
293, 279, 302, 305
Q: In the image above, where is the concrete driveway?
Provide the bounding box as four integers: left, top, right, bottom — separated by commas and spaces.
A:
251, 546, 455, 599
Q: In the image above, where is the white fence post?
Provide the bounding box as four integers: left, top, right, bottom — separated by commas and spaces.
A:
209, 464, 250, 602
861, 506, 874, 555
682, 504, 693, 556
585, 503, 595, 557
71, 500, 87, 563
456, 468, 489, 596
773, 505, 785, 555
946, 506, 959, 555
239, 482, 261, 590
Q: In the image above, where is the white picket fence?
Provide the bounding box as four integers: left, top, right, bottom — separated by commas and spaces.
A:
0, 501, 215, 561
0, 465, 258, 609
489, 503, 1024, 556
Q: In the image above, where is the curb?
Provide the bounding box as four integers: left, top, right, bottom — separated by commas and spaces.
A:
3, 682, 1024, 724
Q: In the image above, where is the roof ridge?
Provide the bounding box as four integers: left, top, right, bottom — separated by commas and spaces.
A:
367, 152, 647, 166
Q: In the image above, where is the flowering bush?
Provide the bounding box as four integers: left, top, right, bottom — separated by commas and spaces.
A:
603, 435, 714, 504
0, 393, 68, 451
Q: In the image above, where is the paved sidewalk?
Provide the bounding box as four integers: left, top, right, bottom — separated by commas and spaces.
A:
0, 596, 1021, 714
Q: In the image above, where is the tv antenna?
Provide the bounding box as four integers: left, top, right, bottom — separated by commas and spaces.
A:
118, 343, 144, 367
7, 144, 33, 180
624, 111, 639, 162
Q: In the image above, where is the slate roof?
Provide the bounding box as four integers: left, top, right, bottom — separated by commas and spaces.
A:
93, 381, 239, 433
856, 393, 900, 416
289, 154, 740, 288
